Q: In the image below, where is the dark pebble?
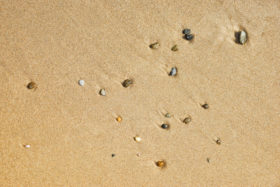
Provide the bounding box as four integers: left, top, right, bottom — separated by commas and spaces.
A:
161, 124, 169, 129
185, 34, 194, 41
27, 82, 36, 89
122, 79, 133, 88
111, 154, 116, 157
182, 28, 191, 35
201, 103, 209, 109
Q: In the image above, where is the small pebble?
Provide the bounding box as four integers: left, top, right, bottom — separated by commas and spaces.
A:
185, 34, 194, 41
215, 137, 221, 145
78, 80, 85, 86
149, 42, 160, 49
122, 79, 133, 88
169, 67, 177, 76
99, 89, 106, 96
182, 28, 191, 35
136, 153, 140, 157
171, 45, 178, 51
27, 82, 37, 90
161, 124, 169, 129
183, 116, 192, 124
201, 103, 209, 109
134, 136, 142, 142
111, 154, 116, 157
24, 144, 31, 148
165, 113, 171, 118
116, 116, 122, 122
239, 30, 247, 45
206, 158, 210, 163
155, 160, 166, 168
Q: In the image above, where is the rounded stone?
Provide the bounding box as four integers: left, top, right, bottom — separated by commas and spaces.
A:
182, 28, 191, 35
161, 124, 169, 129
78, 80, 85, 86
99, 89, 106, 96
185, 34, 194, 41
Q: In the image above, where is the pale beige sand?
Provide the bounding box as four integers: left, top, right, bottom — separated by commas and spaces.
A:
1, 0, 280, 186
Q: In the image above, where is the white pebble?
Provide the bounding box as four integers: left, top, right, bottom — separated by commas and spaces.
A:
24, 144, 31, 148
99, 89, 106, 96
78, 80, 85, 86
134, 136, 142, 142
239, 30, 247, 44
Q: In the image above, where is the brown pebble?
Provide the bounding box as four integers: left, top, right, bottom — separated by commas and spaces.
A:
155, 160, 166, 168
183, 116, 192, 124
171, 45, 178, 51
206, 158, 210, 163
201, 103, 209, 109
27, 82, 37, 90
116, 116, 122, 122
149, 42, 160, 49
165, 113, 171, 118
215, 137, 221, 145
122, 79, 133, 88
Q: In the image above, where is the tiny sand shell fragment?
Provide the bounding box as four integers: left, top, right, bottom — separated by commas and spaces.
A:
99, 89, 106, 96
183, 116, 192, 124
149, 42, 160, 49
155, 160, 166, 168
169, 67, 177, 76
116, 116, 122, 122
78, 80, 85, 86
122, 79, 133, 88
134, 136, 142, 142
239, 30, 247, 44
171, 45, 178, 51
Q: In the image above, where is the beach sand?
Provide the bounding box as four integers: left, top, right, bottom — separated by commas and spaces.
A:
1, 0, 280, 186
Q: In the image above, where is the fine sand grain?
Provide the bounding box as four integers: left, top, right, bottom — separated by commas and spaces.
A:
1, 0, 280, 186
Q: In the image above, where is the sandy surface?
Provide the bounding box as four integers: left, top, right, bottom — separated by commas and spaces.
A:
1, 0, 280, 186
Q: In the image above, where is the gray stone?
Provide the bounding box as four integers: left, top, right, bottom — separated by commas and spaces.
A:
169, 67, 177, 76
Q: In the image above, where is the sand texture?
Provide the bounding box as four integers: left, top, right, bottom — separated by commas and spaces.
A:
1, 0, 280, 186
